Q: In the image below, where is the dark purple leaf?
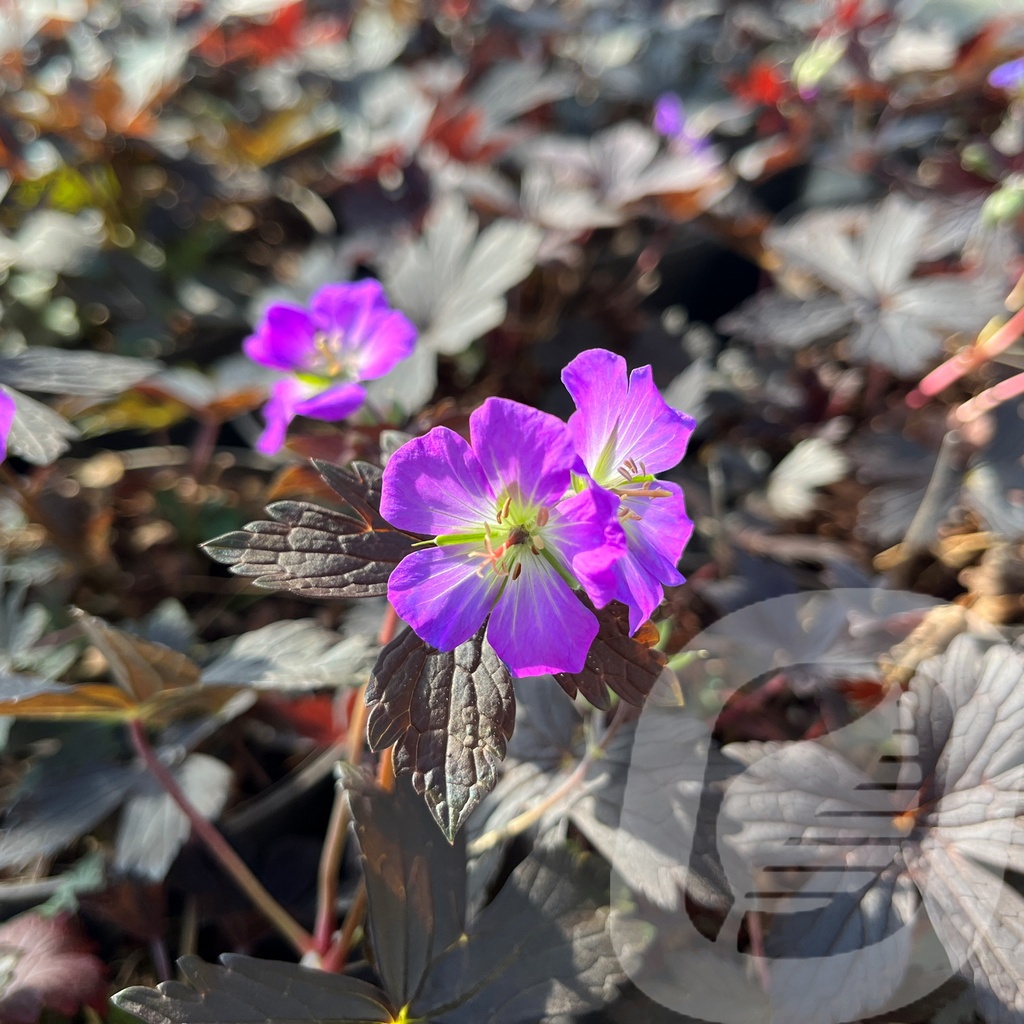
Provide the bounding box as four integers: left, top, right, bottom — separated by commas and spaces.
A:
366, 625, 515, 841
112, 954, 394, 1023
348, 774, 466, 1006
410, 848, 621, 1024
554, 600, 667, 710
202, 461, 416, 599
0, 758, 136, 871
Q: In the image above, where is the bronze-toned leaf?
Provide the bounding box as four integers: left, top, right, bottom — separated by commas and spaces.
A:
73, 609, 201, 701
554, 600, 666, 710
202, 461, 417, 600
0, 684, 136, 720
366, 626, 515, 841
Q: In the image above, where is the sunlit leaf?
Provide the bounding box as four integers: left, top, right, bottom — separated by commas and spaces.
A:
0, 348, 158, 397
0, 684, 136, 720
203, 461, 417, 599
3, 386, 79, 465
114, 753, 233, 881
201, 618, 377, 690
366, 625, 515, 841
383, 194, 541, 356
765, 437, 849, 519
0, 210, 104, 275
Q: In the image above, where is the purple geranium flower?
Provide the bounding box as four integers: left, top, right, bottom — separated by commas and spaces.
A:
244, 279, 416, 454
562, 348, 695, 633
0, 388, 14, 462
380, 397, 626, 678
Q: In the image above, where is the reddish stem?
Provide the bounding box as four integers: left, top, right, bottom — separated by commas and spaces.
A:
126, 718, 315, 957
954, 369, 1024, 424
907, 305, 1024, 409
312, 602, 399, 962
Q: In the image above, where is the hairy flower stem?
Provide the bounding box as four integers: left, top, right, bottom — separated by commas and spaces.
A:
126, 717, 315, 957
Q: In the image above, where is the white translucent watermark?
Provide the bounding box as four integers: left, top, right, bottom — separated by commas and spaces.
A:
610, 589, 1018, 1024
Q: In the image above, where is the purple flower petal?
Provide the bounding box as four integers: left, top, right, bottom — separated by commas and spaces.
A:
387, 543, 499, 651
989, 57, 1024, 90
469, 398, 576, 510
612, 483, 692, 630
0, 388, 15, 462
620, 481, 692, 579
254, 378, 309, 454
293, 381, 366, 421
380, 426, 496, 536
309, 281, 417, 381
243, 304, 317, 372
487, 555, 599, 676
563, 349, 695, 481
355, 311, 418, 381
611, 555, 667, 634
311, 280, 390, 343
547, 485, 626, 608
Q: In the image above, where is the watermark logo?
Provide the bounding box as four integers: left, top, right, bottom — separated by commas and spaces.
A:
610, 589, 1018, 1024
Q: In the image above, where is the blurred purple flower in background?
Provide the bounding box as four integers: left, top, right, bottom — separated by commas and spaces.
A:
653, 92, 711, 155
244, 279, 416, 454
989, 56, 1024, 90
653, 92, 686, 138
563, 348, 695, 632
380, 397, 625, 677
0, 389, 15, 462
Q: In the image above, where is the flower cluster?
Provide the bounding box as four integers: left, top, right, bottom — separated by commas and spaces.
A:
380, 349, 695, 677
244, 280, 416, 454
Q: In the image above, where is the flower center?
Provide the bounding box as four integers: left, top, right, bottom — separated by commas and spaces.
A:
308, 332, 356, 381
470, 500, 550, 580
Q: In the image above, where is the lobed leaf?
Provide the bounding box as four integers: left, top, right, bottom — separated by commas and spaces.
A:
411, 848, 622, 1023
112, 955, 395, 1023
366, 625, 515, 841
202, 461, 416, 599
